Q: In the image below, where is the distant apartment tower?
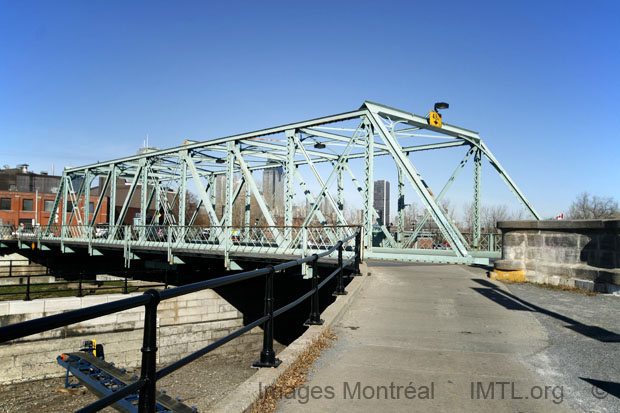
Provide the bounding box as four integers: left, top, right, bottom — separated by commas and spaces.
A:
262, 167, 284, 217
215, 174, 227, 217
215, 174, 245, 220
373, 180, 390, 226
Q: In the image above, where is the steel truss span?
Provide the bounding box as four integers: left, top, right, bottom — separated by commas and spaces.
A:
28, 101, 538, 266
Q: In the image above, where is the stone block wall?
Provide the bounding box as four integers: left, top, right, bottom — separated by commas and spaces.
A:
494, 220, 620, 293
0, 289, 262, 384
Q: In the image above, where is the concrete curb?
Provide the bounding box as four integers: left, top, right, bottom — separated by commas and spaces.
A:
211, 263, 370, 413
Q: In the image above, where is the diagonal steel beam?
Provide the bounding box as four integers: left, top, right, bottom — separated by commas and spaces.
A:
232, 145, 283, 244
404, 147, 475, 248
114, 164, 143, 228
294, 128, 357, 228
366, 104, 468, 257
184, 154, 221, 226
477, 141, 540, 219
90, 169, 111, 225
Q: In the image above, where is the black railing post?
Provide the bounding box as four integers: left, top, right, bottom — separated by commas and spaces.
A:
124, 270, 129, 294
138, 289, 161, 412
305, 254, 323, 326
253, 265, 281, 368
9, 260, 12, 277
333, 242, 347, 296
164, 269, 168, 289
25, 276, 31, 301
354, 229, 362, 276
78, 271, 83, 297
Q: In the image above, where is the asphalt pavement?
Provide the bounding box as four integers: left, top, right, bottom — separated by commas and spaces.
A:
482, 275, 619, 413
277, 261, 577, 412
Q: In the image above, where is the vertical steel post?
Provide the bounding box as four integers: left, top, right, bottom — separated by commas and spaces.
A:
333, 242, 347, 295
124, 269, 129, 294
363, 119, 374, 251
83, 169, 91, 232
337, 163, 344, 239
354, 229, 362, 275
25, 276, 31, 301
9, 261, 12, 277
284, 130, 295, 244
140, 162, 148, 227
304, 254, 323, 325
224, 142, 235, 269
109, 165, 117, 230
154, 178, 161, 225
253, 266, 281, 368
208, 174, 216, 221
78, 271, 83, 297
61, 174, 69, 244
244, 179, 251, 242
473, 148, 482, 248
138, 289, 160, 412
397, 166, 405, 245
179, 154, 187, 226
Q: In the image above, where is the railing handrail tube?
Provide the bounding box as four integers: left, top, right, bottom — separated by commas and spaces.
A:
0, 294, 151, 343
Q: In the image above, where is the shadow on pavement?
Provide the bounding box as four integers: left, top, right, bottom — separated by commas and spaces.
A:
580, 377, 620, 400
470, 278, 620, 343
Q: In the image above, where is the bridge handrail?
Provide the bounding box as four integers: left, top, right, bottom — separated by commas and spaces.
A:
0, 227, 362, 412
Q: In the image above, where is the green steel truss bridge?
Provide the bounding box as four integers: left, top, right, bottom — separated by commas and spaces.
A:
3, 101, 539, 267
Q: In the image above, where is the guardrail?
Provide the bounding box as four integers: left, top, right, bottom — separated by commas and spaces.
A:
6, 224, 359, 259
398, 230, 502, 252
0, 259, 41, 277
0, 228, 362, 412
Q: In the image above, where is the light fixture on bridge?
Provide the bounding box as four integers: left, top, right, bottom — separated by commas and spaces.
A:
429, 102, 449, 128
313, 142, 326, 149
434, 102, 449, 112
215, 158, 225, 164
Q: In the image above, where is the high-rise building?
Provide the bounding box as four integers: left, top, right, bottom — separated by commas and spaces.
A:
373, 180, 390, 226
262, 167, 284, 217
215, 174, 226, 217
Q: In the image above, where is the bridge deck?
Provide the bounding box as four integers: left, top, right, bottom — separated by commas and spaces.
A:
277, 262, 569, 412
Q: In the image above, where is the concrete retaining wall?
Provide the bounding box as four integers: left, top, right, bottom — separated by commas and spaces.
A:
494, 220, 620, 293
0, 289, 262, 384
0, 275, 55, 285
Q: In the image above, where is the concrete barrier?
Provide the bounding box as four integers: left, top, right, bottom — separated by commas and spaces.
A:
0, 289, 262, 384
0, 275, 55, 286
493, 219, 620, 293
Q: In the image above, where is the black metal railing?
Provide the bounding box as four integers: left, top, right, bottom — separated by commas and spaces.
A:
0, 259, 40, 277
0, 228, 362, 412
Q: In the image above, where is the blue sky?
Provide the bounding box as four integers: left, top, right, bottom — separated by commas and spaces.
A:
1, 0, 619, 220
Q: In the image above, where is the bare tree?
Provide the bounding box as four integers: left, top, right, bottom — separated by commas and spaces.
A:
567, 192, 619, 219
184, 191, 210, 225
440, 198, 458, 223
460, 202, 515, 232
482, 204, 510, 231
403, 203, 419, 230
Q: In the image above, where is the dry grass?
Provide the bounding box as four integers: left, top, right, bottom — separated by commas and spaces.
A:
248, 329, 337, 413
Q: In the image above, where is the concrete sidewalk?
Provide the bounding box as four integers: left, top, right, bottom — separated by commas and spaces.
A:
277, 262, 572, 412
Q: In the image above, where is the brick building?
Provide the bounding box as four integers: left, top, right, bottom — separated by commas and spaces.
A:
0, 165, 108, 227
